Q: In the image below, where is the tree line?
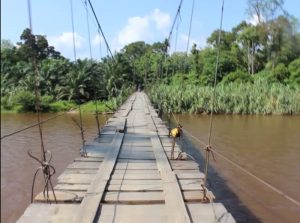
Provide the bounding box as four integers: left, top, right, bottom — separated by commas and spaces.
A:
1, 1, 299, 113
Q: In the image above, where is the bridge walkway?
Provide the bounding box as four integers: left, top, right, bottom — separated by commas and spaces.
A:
17, 92, 235, 223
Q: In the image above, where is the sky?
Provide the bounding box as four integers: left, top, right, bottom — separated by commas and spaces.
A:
1, 0, 299, 60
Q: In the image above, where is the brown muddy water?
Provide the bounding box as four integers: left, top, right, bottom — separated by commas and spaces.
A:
1, 112, 108, 223
173, 114, 300, 223
1, 113, 300, 223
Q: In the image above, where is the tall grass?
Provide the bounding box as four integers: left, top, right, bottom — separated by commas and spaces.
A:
148, 81, 300, 115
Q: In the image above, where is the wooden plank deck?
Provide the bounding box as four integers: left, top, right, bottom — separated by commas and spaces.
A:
17, 92, 235, 223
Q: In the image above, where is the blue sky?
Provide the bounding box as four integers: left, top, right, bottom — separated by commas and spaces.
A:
1, 0, 299, 60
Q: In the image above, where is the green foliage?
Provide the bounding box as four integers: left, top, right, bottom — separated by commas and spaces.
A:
288, 58, 300, 85
271, 63, 290, 82
148, 82, 300, 115
13, 91, 36, 112
221, 70, 252, 84
1, 16, 300, 114
49, 100, 76, 112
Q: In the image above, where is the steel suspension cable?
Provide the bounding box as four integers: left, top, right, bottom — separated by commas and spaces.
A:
185, 0, 195, 56
87, 0, 114, 60
70, 0, 77, 61
98, 29, 103, 59
27, 0, 33, 31
167, 0, 184, 47
84, 0, 92, 59
203, 0, 225, 193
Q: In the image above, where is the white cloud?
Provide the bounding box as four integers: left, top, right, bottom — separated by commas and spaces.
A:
116, 9, 171, 49
48, 32, 86, 59
169, 34, 205, 53
150, 8, 171, 30
48, 32, 85, 49
247, 14, 265, 25
92, 34, 103, 46
118, 16, 149, 46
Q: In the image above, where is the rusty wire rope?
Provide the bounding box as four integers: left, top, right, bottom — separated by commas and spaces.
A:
24, 1, 57, 203
202, 0, 225, 201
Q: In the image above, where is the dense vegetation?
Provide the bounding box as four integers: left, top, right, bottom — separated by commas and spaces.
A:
1, 0, 300, 114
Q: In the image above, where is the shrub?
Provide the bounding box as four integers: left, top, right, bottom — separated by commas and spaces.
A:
13, 91, 36, 112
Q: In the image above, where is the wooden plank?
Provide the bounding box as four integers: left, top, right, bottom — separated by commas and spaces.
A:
115, 163, 157, 170
118, 151, 155, 160
54, 184, 89, 191
117, 159, 156, 163
182, 191, 215, 202
34, 190, 78, 203
121, 145, 153, 152
97, 204, 168, 223
176, 172, 205, 179
63, 169, 98, 174
113, 169, 159, 174
103, 191, 164, 204
179, 179, 204, 190
109, 179, 162, 185
107, 184, 163, 192
17, 204, 79, 223
58, 173, 95, 184
74, 132, 125, 223
74, 157, 103, 162
67, 162, 101, 170
111, 173, 161, 180
151, 135, 191, 223
187, 203, 236, 223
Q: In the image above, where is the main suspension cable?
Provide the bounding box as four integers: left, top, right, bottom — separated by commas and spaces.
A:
27, 0, 33, 31
87, 0, 114, 60
84, 0, 92, 59
185, 0, 195, 56
69, 0, 77, 61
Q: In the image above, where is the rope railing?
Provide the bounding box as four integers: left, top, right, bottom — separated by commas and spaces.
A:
180, 126, 300, 207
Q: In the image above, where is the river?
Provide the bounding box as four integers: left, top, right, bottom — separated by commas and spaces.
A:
1, 113, 300, 223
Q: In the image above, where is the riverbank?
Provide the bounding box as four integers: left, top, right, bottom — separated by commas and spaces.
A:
148, 81, 300, 115
0, 99, 117, 114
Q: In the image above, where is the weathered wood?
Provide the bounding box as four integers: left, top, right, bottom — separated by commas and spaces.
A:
58, 173, 95, 184
109, 179, 162, 185
113, 169, 159, 174
67, 161, 101, 169
111, 173, 161, 180
176, 172, 205, 179
63, 169, 98, 174
115, 163, 158, 170
17, 204, 79, 223
108, 184, 163, 191
97, 204, 168, 223
103, 191, 164, 204
74, 157, 103, 162
17, 92, 234, 223
151, 135, 191, 223
183, 190, 215, 202
187, 203, 235, 223
34, 190, 78, 203
54, 184, 89, 191
74, 132, 125, 223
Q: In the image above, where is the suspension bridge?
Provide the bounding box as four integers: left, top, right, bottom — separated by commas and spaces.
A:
3, 0, 300, 222
16, 92, 235, 223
